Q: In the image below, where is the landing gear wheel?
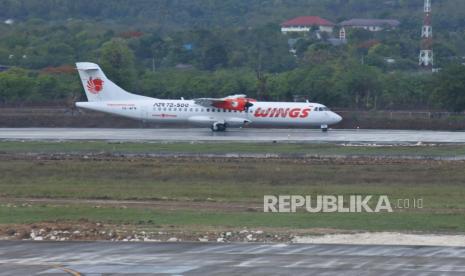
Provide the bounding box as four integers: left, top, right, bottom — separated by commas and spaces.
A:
321, 125, 328, 132
211, 123, 227, 132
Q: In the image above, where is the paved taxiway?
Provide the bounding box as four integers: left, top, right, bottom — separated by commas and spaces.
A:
1, 241, 465, 275
2, 128, 465, 143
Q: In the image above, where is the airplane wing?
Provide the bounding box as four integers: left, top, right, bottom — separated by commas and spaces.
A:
188, 116, 251, 127
194, 95, 255, 111
194, 98, 219, 108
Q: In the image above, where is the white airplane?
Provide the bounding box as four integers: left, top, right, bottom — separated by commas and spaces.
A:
75, 62, 342, 131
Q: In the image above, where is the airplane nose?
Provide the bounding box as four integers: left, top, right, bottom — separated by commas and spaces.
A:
333, 113, 342, 124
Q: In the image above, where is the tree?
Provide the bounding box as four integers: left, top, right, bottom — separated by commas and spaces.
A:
0, 68, 36, 104
293, 65, 340, 104
335, 64, 382, 109
202, 44, 228, 70
99, 38, 136, 90
433, 65, 465, 112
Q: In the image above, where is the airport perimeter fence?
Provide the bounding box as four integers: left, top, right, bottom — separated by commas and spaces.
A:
335, 110, 465, 120
2, 106, 465, 130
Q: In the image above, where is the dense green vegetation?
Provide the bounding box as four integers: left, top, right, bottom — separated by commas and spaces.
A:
0, 0, 465, 110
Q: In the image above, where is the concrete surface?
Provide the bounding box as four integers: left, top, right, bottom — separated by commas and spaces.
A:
2, 128, 465, 144
1, 241, 465, 275
294, 232, 465, 247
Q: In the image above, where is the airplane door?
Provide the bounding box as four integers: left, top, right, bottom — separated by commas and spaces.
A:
141, 104, 150, 121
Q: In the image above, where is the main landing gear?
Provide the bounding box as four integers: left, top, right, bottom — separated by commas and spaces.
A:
321, 124, 328, 132
211, 122, 227, 132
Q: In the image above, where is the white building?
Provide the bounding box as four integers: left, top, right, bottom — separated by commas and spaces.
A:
4, 19, 14, 25
281, 16, 335, 34
339, 19, 400, 32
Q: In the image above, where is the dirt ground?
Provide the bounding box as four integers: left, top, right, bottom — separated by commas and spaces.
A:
0, 219, 351, 243
3, 218, 465, 246
1, 197, 262, 213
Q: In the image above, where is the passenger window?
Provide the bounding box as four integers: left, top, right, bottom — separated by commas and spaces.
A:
189, 108, 193, 112
206, 109, 210, 112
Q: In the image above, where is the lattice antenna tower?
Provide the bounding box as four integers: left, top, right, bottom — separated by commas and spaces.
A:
419, 0, 433, 70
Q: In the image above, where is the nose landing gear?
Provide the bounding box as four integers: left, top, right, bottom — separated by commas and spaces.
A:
321, 124, 328, 132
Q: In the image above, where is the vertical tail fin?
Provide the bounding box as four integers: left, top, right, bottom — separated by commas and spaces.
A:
76, 62, 145, 102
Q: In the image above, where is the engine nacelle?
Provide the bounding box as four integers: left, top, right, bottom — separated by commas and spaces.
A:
212, 98, 256, 111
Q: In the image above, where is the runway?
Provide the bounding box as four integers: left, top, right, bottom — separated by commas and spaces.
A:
1, 241, 465, 275
2, 128, 465, 144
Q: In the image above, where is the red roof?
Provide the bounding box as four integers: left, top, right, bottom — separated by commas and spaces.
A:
282, 16, 335, 27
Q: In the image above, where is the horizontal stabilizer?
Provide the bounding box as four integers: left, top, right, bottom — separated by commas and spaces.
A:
76, 62, 100, 71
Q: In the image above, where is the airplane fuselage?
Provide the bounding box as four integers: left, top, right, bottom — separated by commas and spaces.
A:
75, 62, 342, 131
77, 99, 342, 128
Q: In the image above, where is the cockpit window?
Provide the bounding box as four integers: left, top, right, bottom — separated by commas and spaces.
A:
314, 107, 330, 111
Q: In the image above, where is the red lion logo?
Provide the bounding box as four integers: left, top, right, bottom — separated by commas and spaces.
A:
87, 77, 104, 94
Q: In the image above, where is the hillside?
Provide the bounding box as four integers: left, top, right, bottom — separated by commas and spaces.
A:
0, 0, 465, 111
1, 0, 465, 31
